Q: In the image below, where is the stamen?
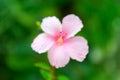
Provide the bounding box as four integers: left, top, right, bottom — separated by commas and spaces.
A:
56, 36, 64, 46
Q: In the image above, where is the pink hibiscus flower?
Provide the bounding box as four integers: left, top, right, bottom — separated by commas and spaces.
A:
31, 14, 89, 68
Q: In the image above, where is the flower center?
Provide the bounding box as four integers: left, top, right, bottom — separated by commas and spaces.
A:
56, 36, 64, 46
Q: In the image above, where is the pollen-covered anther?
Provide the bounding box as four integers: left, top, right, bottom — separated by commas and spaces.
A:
56, 36, 64, 45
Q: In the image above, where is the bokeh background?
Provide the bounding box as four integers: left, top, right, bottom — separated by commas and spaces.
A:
0, 0, 120, 80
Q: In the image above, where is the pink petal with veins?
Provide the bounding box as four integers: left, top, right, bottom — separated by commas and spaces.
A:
62, 14, 83, 38
31, 33, 54, 54
64, 36, 88, 62
41, 16, 62, 36
48, 45, 70, 68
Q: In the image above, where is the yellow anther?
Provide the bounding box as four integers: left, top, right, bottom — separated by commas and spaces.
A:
56, 36, 64, 46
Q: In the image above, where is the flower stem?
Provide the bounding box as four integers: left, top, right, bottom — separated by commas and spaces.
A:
51, 67, 56, 80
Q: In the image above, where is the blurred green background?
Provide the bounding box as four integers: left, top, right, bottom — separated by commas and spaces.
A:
0, 0, 120, 80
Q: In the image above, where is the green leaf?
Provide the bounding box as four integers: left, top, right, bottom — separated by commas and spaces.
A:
35, 62, 51, 71
58, 75, 69, 80
40, 69, 52, 80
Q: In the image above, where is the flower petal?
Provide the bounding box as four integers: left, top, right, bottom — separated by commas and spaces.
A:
62, 14, 83, 38
31, 33, 54, 54
64, 36, 89, 62
41, 16, 62, 36
48, 45, 70, 68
